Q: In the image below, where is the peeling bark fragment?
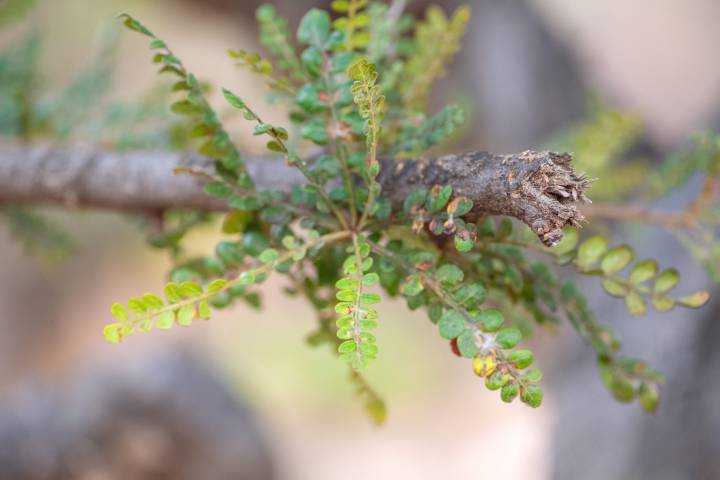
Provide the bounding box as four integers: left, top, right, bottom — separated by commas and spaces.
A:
378, 150, 591, 246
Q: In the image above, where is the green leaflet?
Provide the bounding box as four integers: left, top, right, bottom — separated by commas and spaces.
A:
105, 231, 349, 344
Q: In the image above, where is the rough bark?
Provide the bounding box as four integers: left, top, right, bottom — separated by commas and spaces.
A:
0, 143, 590, 244
0, 143, 301, 213
380, 150, 590, 246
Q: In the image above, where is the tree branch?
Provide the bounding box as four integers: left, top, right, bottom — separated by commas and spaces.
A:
0, 143, 590, 245
380, 151, 591, 245
582, 203, 694, 229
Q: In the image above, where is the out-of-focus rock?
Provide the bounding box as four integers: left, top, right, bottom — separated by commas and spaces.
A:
0, 351, 275, 480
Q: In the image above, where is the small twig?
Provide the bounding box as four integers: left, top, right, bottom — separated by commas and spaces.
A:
582, 204, 695, 229
582, 177, 718, 230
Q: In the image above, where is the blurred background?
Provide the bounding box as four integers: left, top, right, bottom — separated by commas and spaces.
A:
1, 0, 720, 479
